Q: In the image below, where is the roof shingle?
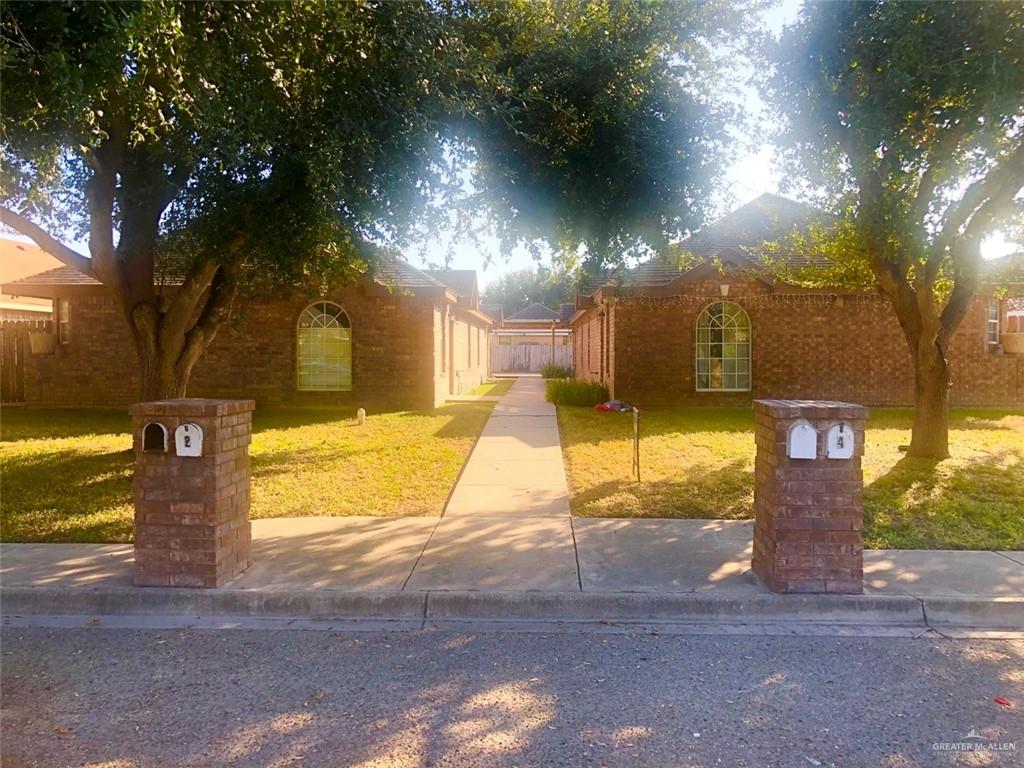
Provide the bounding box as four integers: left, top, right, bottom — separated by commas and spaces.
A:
580, 193, 831, 295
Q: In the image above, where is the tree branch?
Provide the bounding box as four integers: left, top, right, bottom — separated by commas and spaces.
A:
933, 141, 1024, 269
0, 207, 94, 276
938, 185, 1022, 345
911, 122, 969, 233
175, 260, 240, 377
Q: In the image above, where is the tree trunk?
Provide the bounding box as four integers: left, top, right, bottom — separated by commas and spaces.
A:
137, 344, 191, 402
908, 342, 951, 459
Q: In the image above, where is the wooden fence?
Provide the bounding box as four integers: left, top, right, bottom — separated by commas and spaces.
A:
491, 341, 572, 373
1, 320, 50, 404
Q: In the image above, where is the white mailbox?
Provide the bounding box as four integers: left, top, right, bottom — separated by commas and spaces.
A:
826, 422, 855, 460
174, 423, 204, 457
787, 420, 818, 460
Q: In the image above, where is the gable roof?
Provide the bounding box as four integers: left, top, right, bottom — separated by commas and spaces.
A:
372, 259, 448, 290
506, 302, 560, 321
580, 193, 830, 295
424, 269, 478, 299
480, 303, 504, 323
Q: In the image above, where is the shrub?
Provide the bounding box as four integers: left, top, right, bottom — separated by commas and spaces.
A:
546, 378, 609, 406
539, 363, 573, 379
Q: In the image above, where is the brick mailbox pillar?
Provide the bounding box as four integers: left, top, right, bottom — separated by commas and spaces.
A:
130, 398, 255, 588
751, 399, 868, 594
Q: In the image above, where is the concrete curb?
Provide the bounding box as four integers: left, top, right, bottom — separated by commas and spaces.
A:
4, 587, 1020, 630
921, 596, 1024, 628
423, 591, 926, 624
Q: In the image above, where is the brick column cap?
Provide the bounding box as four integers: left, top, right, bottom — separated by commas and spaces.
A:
130, 398, 256, 418
753, 399, 868, 420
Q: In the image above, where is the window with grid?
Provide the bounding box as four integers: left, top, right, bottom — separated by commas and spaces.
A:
58, 298, 71, 344
297, 302, 352, 391
695, 301, 751, 391
987, 301, 1000, 345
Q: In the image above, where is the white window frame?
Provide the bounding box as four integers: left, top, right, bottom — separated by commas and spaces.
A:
695, 301, 751, 392
296, 301, 352, 392
987, 300, 1000, 346
58, 298, 71, 344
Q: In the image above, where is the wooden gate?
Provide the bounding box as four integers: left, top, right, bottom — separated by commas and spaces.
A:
1, 320, 50, 404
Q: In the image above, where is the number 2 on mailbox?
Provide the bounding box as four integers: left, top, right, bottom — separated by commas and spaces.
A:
174, 423, 204, 457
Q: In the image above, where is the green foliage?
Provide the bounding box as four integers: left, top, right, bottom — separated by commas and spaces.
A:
539, 363, 573, 379
757, 1, 1024, 457
760, 1, 1024, 287
461, 0, 744, 268
546, 378, 609, 406
1, 0, 744, 278
481, 265, 576, 315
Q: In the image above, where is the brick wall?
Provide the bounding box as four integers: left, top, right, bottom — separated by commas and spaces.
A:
573, 306, 607, 387
26, 285, 443, 410
575, 281, 1023, 407
430, 305, 491, 406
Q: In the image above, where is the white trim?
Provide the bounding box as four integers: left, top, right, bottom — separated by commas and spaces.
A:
986, 300, 1000, 345
296, 301, 353, 392
694, 300, 752, 392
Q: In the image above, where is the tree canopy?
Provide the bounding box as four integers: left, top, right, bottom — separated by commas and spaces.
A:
480, 266, 576, 315
758, 0, 1024, 457
0, 0, 743, 398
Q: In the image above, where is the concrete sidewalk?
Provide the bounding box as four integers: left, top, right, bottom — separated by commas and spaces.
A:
2, 517, 1022, 631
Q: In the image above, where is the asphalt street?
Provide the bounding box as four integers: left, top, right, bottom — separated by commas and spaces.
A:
1, 624, 1021, 768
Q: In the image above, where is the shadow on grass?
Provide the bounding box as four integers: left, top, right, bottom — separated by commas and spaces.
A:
0, 408, 131, 441
0, 448, 134, 542
253, 403, 493, 441
571, 459, 754, 520
866, 407, 1024, 432
863, 452, 1024, 550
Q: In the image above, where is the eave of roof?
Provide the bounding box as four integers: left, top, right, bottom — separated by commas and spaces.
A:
2, 255, 462, 301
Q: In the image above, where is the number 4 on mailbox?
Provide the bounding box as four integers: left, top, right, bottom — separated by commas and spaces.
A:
826, 422, 854, 460
174, 423, 204, 457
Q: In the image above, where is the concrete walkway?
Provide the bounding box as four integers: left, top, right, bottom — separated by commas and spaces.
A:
409, 376, 578, 591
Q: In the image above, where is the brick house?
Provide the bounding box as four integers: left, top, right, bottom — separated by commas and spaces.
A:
571, 194, 1024, 407
2, 259, 493, 409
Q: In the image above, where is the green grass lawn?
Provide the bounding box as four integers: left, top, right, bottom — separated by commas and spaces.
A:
469, 378, 515, 397
0, 403, 493, 543
557, 406, 1024, 550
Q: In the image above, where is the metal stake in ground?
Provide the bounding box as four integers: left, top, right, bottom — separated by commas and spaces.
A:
632, 406, 640, 483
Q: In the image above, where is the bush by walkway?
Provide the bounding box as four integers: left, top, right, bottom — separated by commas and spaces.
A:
557, 406, 1024, 551
0, 403, 493, 542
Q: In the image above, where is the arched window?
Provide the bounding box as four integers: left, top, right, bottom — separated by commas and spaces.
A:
297, 302, 352, 391
695, 301, 750, 391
